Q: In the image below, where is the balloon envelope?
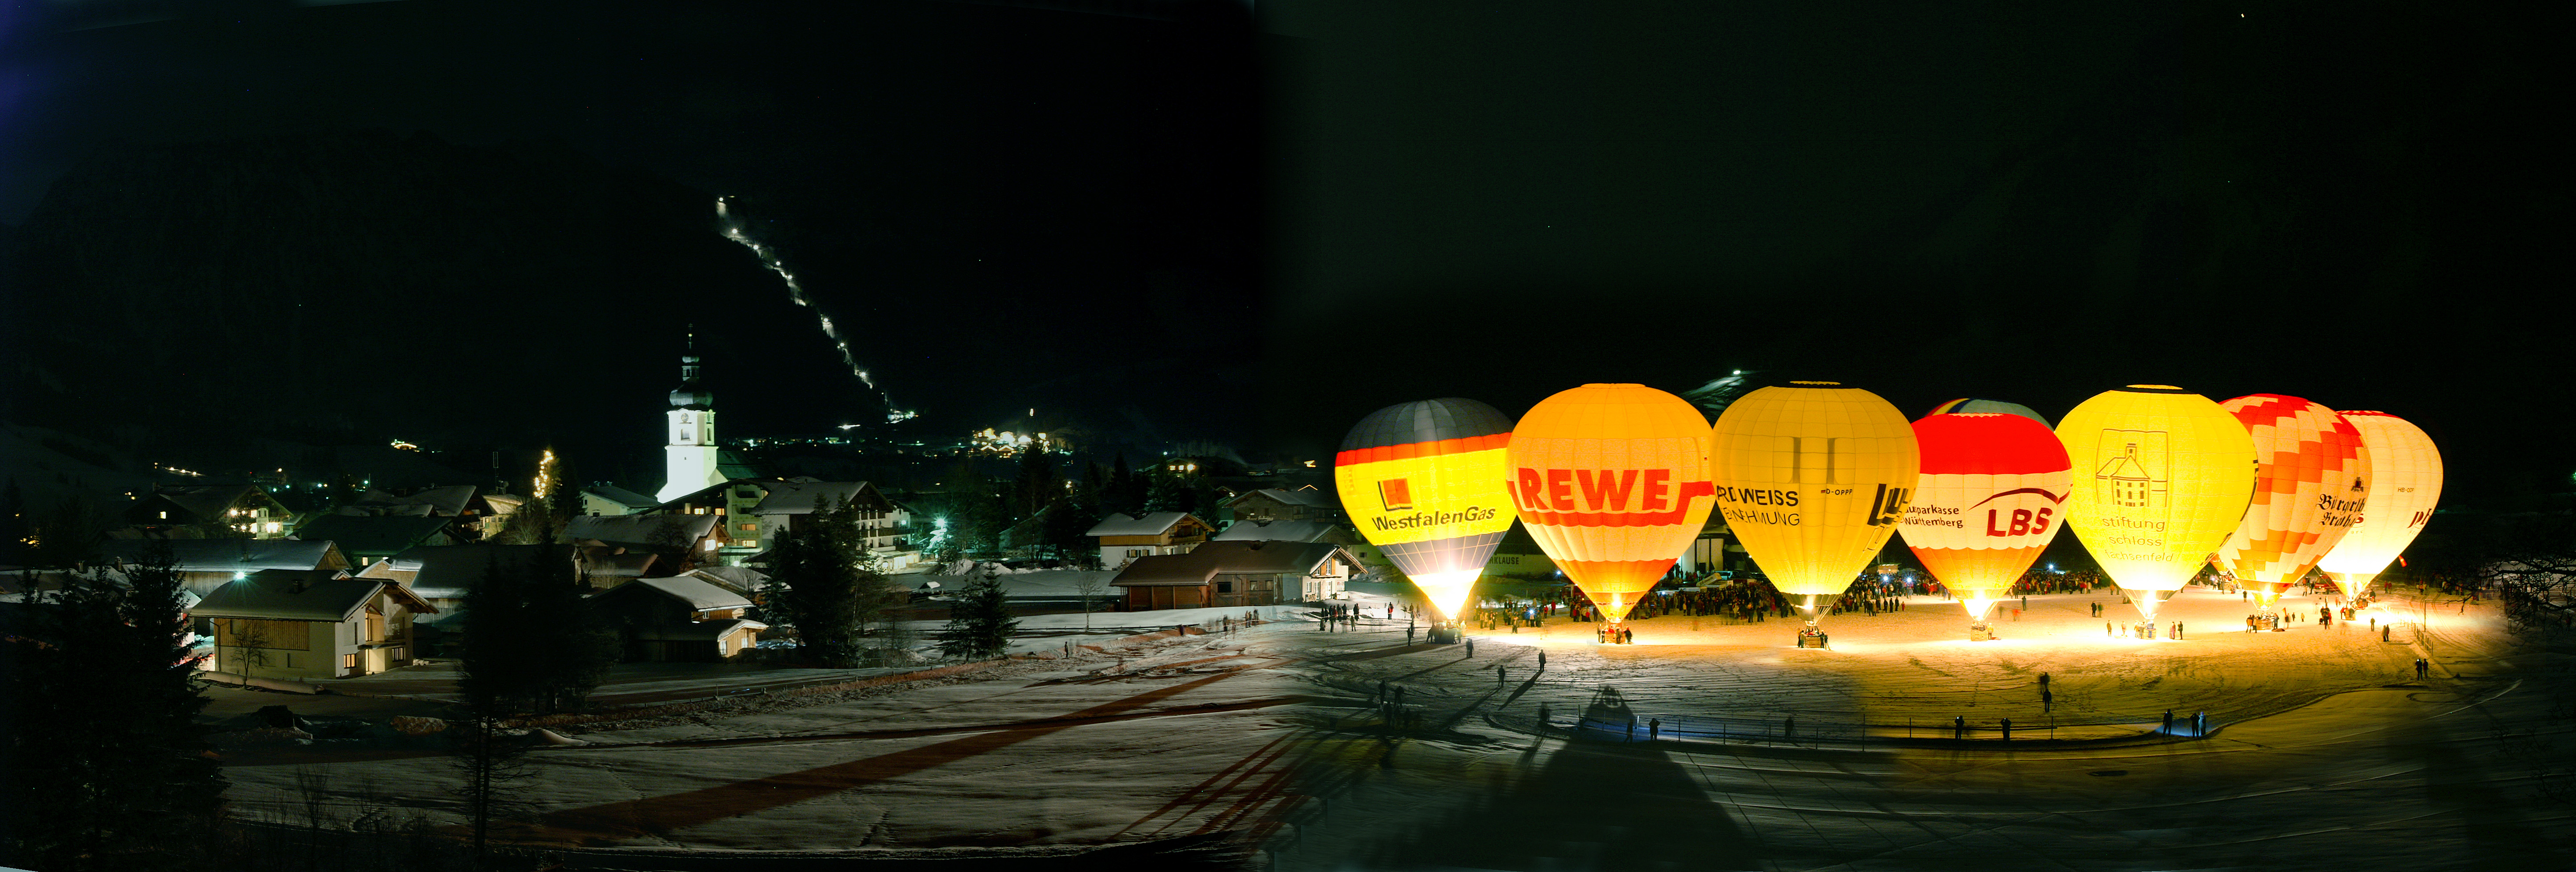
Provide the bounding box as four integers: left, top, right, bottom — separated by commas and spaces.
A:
1334, 398, 1517, 622
2215, 395, 2370, 604
2315, 411, 2442, 598
1901, 413, 2072, 620
1926, 398, 2053, 428
2056, 385, 2257, 620
1505, 384, 1716, 624
1709, 381, 1919, 613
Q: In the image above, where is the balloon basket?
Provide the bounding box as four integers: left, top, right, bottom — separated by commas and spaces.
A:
1967, 622, 1993, 642
1427, 624, 1463, 645
1595, 623, 1634, 645
1795, 623, 1829, 649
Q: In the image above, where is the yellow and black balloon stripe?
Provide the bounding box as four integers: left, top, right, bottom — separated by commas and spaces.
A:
1334, 399, 1518, 579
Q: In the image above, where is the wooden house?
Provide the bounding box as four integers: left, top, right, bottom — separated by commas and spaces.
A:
1111, 540, 1360, 610
1085, 512, 1213, 571
126, 484, 297, 538
192, 569, 436, 679
587, 575, 766, 662
1222, 487, 1343, 525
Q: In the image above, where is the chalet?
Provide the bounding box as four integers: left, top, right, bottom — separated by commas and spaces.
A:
565, 513, 720, 573
94, 538, 353, 600
288, 513, 459, 563
1211, 518, 1357, 546
588, 575, 766, 662
744, 480, 910, 566
652, 479, 777, 565
1111, 540, 1360, 610
1085, 512, 1213, 571
127, 484, 296, 538
192, 569, 436, 679
1222, 487, 1343, 525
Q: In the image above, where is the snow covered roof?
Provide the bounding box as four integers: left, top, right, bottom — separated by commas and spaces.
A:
332, 502, 436, 517
95, 539, 344, 574
1113, 540, 1355, 587
362, 485, 477, 517
689, 566, 767, 596
387, 544, 579, 600
600, 575, 754, 612
1085, 511, 1205, 537
564, 514, 718, 549
632, 619, 766, 642
147, 484, 270, 522
904, 569, 1121, 600
1212, 519, 1342, 544
193, 570, 434, 622
290, 514, 452, 556
748, 481, 884, 515
1227, 488, 1335, 509
582, 484, 661, 512
586, 550, 660, 578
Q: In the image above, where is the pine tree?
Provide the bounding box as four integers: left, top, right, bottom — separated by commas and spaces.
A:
1013, 443, 1057, 517
936, 570, 1019, 659
768, 496, 896, 667
0, 543, 225, 872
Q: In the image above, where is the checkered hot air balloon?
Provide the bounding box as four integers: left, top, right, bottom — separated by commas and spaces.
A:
2315, 411, 2442, 599
1507, 384, 1717, 635
1334, 399, 1516, 627
2217, 394, 2372, 608
1901, 412, 2072, 625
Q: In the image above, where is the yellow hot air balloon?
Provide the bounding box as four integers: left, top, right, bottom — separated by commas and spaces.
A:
1709, 381, 1919, 636
2316, 411, 2442, 599
1333, 398, 1517, 634
2057, 386, 2257, 622
1506, 384, 1717, 641
1901, 412, 2072, 630
2215, 394, 2371, 611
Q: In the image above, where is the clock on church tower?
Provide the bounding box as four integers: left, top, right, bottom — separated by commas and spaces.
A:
657, 332, 727, 502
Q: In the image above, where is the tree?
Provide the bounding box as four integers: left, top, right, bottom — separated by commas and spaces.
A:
459, 551, 613, 715
23, 494, 118, 569
936, 567, 1018, 660
450, 678, 534, 869
766, 496, 898, 667
0, 543, 226, 872
1012, 443, 1057, 518
222, 617, 276, 682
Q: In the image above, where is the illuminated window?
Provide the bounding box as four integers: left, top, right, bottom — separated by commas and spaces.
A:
343, 653, 357, 670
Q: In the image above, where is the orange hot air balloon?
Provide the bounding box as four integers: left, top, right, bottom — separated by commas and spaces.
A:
1506, 384, 1717, 638
1901, 412, 2072, 627
1334, 398, 1517, 629
1708, 381, 1920, 628
2216, 394, 2371, 609
2316, 411, 2443, 599
2057, 386, 2257, 622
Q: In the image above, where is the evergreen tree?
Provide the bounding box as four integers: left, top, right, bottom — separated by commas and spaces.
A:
936, 569, 1018, 659
1, 543, 225, 872
459, 550, 612, 715
1013, 443, 1057, 518
456, 552, 538, 712
767, 496, 897, 667
1143, 467, 1185, 514
1109, 452, 1138, 517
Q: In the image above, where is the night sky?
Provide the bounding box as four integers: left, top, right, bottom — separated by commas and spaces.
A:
4, 0, 2568, 506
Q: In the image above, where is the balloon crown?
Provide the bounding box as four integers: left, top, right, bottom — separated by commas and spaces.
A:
2119, 384, 2190, 393
1788, 380, 1845, 387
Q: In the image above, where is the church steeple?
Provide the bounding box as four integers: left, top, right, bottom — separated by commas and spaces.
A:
657, 326, 725, 501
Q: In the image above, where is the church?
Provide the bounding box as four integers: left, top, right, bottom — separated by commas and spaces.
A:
657, 332, 729, 502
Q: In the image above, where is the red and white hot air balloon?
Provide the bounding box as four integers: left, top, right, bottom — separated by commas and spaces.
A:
1506, 384, 1718, 643
1900, 412, 2072, 631
2216, 394, 2371, 610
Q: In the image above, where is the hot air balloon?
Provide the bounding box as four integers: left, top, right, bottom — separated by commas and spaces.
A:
2316, 411, 2442, 600
1901, 412, 2072, 635
1709, 381, 1919, 642
2215, 395, 2371, 611
1925, 398, 2054, 428
1334, 399, 1517, 640
2057, 386, 2257, 623
1506, 384, 1717, 643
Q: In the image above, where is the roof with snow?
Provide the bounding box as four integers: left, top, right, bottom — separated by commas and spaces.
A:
1212, 519, 1343, 544
582, 484, 661, 512
748, 481, 886, 515
1113, 540, 1356, 588
1226, 488, 1335, 509
145, 485, 273, 523
96, 539, 345, 574
1085, 512, 1206, 537
598, 575, 754, 612
689, 566, 767, 596
384, 544, 579, 600
193, 570, 435, 622
291, 514, 453, 556
565, 514, 718, 549
361, 485, 478, 517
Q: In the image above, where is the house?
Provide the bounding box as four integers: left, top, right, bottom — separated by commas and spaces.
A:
565, 513, 720, 572
1222, 487, 1343, 525
1211, 518, 1357, 546
580, 483, 662, 517
1110, 540, 1361, 610
126, 484, 297, 538
653, 479, 778, 565
744, 480, 911, 567
288, 513, 460, 563
587, 575, 766, 662
192, 569, 436, 679
94, 538, 353, 600
358, 544, 583, 657
1085, 512, 1213, 571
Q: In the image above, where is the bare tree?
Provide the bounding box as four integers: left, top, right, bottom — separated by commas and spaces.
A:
225, 618, 277, 683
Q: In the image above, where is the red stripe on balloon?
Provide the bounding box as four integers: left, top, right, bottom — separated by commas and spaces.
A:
1333, 432, 1512, 468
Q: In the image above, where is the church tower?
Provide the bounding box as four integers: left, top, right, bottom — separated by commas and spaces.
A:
657, 329, 726, 502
